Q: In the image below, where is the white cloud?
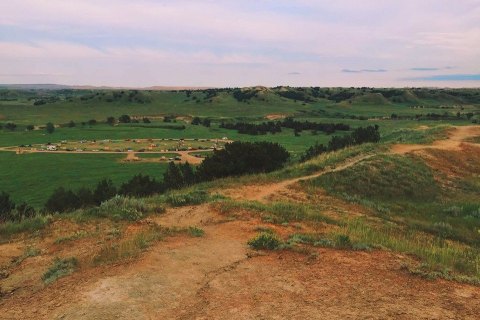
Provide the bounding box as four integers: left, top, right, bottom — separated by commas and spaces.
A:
0, 0, 479, 86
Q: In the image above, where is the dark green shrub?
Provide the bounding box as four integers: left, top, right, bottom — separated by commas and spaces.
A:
248, 232, 282, 250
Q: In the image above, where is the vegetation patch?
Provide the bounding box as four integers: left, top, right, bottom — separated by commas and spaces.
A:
92, 224, 200, 265
86, 196, 163, 221
248, 232, 283, 250
214, 199, 337, 225
187, 226, 205, 237
336, 219, 480, 280
54, 230, 90, 244
382, 125, 450, 144
306, 154, 440, 202
0, 216, 51, 242
11, 246, 41, 266
164, 190, 211, 207
42, 257, 78, 284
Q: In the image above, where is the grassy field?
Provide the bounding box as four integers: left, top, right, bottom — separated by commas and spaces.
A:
0, 152, 168, 207
1, 87, 479, 209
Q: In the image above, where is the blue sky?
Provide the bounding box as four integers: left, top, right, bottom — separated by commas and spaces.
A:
0, 0, 479, 87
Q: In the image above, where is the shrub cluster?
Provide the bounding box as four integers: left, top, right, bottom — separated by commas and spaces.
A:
0, 191, 36, 223
196, 141, 290, 181
301, 125, 380, 161
220, 118, 350, 136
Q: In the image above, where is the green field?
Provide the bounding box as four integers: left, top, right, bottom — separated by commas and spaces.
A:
1, 87, 479, 208
0, 152, 169, 207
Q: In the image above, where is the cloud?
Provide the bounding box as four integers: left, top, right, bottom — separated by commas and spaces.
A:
406, 74, 480, 81
410, 68, 440, 71
0, 1, 479, 86
288, 72, 301, 75
410, 66, 457, 71
342, 69, 387, 73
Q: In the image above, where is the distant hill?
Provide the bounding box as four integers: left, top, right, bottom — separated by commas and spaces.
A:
0, 84, 212, 91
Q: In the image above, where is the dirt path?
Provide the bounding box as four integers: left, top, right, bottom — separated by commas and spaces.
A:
223, 154, 374, 202
391, 125, 480, 154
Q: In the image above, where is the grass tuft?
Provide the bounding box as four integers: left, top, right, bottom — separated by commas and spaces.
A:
248, 232, 282, 250
42, 257, 78, 284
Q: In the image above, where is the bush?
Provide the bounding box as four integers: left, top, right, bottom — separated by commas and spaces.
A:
42, 257, 78, 284
248, 232, 282, 250
88, 196, 149, 221
334, 234, 353, 249
118, 114, 131, 123
45, 122, 55, 134
0, 191, 15, 222
165, 190, 209, 207
188, 226, 205, 237
119, 174, 162, 197
433, 222, 454, 238
0, 216, 51, 241
196, 141, 290, 180
93, 179, 117, 205
44, 187, 80, 213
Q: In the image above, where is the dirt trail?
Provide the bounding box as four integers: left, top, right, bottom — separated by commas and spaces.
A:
224, 154, 374, 202
391, 125, 480, 154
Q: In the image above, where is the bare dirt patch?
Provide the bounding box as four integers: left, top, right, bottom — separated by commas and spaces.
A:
265, 114, 288, 120
192, 250, 480, 320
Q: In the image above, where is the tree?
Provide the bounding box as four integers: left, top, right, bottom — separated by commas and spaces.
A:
163, 162, 184, 189
180, 162, 196, 185
68, 120, 76, 128
46, 122, 55, 134
88, 119, 97, 126
26, 125, 35, 131
202, 119, 211, 127
142, 117, 151, 123
5, 123, 16, 131
118, 114, 131, 123
93, 179, 117, 205
44, 187, 80, 213
196, 141, 290, 181
191, 117, 201, 125
13, 202, 36, 221
106, 116, 116, 125
119, 174, 161, 197
0, 191, 15, 222
301, 143, 327, 162
76, 187, 95, 208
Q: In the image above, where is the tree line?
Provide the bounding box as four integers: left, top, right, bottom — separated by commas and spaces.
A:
301, 125, 380, 161
220, 118, 350, 136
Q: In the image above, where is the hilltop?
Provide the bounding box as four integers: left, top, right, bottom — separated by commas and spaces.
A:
1, 125, 479, 319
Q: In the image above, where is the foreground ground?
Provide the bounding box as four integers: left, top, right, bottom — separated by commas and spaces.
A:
1, 126, 479, 319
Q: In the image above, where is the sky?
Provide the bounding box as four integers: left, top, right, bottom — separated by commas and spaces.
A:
0, 0, 479, 87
